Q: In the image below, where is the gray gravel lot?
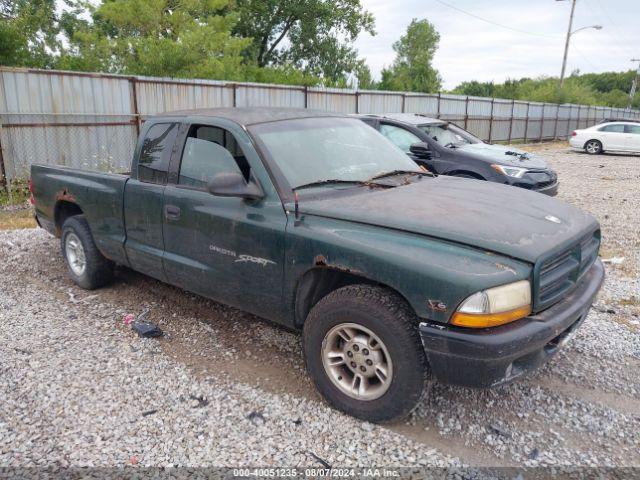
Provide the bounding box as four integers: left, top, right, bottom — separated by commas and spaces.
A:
0, 145, 638, 470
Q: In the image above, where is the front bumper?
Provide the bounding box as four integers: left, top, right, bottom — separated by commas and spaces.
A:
419, 259, 604, 388
509, 170, 559, 196
532, 180, 558, 196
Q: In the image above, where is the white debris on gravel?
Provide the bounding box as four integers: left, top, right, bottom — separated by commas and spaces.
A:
1, 146, 639, 469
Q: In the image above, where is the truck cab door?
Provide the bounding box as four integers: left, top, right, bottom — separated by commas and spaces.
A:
124, 121, 180, 282
162, 121, 287, 321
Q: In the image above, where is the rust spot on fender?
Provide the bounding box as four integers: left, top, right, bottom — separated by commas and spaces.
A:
314, 254, 327, 266
54, 189, 78, 235
55, 188, 77, 204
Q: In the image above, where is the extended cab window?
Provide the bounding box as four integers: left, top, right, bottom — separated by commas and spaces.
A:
138, 123, 179, 184
178, 126, 250, 190
379, 123, 422, 153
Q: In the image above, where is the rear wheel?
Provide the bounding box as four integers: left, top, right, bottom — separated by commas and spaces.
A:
61, 215, 114, 289
584, 139, 603, 155
303, 285, 427, 423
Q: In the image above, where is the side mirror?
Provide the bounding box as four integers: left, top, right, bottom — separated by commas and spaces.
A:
409, 142, 431, 159
207, 171, 264, 200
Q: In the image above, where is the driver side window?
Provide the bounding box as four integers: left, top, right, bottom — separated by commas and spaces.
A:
379, 123, 423, 153
178, 126, 250, 190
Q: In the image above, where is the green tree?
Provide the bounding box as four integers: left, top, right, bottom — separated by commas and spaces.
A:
60, 0, 252, 80
353, 60, 375, 89
0, 0, 60, 68
452, 80, 496, 97
451, 70, 639, 108
378, 18, 441, 93
234, 0, 375, 85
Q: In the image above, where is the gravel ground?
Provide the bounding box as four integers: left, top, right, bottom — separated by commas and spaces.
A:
0, 145, 638, 471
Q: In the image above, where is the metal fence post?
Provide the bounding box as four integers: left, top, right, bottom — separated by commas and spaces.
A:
539, 104, 545, 142
487, 98, 495, 142
553, 104, 560, 140
304, 86, 308, 109
524, 102, 530, 143
0, 126, 7, 193
436, 93, 441, 118
401, 93, 406, 113
355, 91, 360, 114
464, 96, 469, 130
508, 99, 515, 144
232, 83, 238, 107
129, 77, 141, 137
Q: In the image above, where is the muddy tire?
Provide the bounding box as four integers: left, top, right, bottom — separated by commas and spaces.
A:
61, 215, 114, 290
303, 284, 427, 423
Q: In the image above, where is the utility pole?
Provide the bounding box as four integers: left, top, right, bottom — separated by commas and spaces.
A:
559, 0, 577, 89
628, 59, 640, 110
557, 0, 602, 89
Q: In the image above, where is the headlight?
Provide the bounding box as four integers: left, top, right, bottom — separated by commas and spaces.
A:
451, 280, 532, 328
491, 164, 528, 178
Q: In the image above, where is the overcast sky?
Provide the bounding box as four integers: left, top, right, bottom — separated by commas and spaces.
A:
355, 0, 640, 89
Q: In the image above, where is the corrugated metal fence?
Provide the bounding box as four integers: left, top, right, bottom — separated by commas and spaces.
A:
1, 66, 639, 183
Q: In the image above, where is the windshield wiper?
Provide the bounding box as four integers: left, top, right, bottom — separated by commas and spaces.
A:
292, 179, 390, 192
368, 170, 432, 181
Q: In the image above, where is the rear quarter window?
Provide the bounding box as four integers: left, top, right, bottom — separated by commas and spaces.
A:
138, 123, 179, 184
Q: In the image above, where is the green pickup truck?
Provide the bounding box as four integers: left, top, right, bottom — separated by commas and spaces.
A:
31, 108, 604, 422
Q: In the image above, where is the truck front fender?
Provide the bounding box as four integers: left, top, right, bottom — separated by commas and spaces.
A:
285, 215, 532, 325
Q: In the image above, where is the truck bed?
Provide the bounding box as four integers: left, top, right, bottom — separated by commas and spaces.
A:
31, 164, 130, 264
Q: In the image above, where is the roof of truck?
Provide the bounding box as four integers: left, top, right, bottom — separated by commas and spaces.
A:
157, 107, 341, 126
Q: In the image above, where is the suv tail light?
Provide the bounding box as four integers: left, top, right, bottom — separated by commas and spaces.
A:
571, 131, 577, 136
28, 179, 35, 205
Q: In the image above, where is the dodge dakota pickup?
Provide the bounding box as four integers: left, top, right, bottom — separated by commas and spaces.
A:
31, 108, 604, 422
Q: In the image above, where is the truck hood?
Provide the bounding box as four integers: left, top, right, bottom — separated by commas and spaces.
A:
296, 176, 597, 263
454, 143, 548, 169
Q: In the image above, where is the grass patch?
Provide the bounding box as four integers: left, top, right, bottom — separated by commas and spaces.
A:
0, 209, 36, 230
0, 180, 30, 207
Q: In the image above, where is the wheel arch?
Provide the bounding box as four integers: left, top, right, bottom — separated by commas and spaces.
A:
54, 200, 84, 237
293, 265, 415, 328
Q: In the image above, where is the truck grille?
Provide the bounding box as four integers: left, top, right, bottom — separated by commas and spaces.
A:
535, 230, 600, 311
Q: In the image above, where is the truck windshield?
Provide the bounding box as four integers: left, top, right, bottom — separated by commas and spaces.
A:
249, 117, 421, 190
418, 123, 481, 147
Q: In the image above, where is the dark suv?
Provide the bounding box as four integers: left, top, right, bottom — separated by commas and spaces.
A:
357, 113, 559, 196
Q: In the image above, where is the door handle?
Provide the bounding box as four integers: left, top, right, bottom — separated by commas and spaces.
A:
165, 205, 181, 221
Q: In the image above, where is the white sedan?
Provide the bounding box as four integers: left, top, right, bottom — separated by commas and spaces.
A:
569, 121, 640, 154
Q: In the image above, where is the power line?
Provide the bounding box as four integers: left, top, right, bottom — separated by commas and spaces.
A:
432, 0, 554, 37
583, 0, 636, 58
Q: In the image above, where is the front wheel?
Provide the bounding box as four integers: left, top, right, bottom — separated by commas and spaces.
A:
584, 139, 603, 155
303, 285, 427, 423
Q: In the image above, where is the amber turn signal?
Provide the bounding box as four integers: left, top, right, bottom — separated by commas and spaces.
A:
451, 304, 532, 328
